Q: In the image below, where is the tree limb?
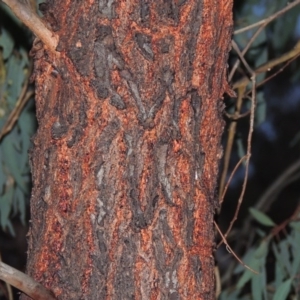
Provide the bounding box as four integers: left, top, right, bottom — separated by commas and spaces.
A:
1, 0, 58, 52
0, 261, 57, 300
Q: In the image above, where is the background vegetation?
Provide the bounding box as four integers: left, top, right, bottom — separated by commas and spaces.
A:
1, 0, 300, 299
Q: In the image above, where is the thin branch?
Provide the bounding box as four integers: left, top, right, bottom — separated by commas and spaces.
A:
0, 262, 56, 300
0, 253, 13, 300
218, 87, 245, 205
247, 53, 300, 94
219, 155, 247, 207
225, 110, 250, 120
231, 41, 254, 76
215, 267, 221, 299
219, 41, 255, 206
234, 0, 300, 35
214, 221, 258, 275
229, 24, 266, 81
220, 42, 256, 244
1, 0, 58, 52
233, 39, 300, 89
270, 204, 300, 238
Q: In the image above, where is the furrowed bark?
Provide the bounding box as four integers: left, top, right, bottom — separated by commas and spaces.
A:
23, 0, 233, 299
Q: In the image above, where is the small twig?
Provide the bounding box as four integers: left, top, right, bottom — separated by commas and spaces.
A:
215, 266, 221, 299
233, 39, 300, 89
270, 204, 300, 238
0, 261, 56, 300
219, 155, 247, 207
220, 42, 256, 244
246, 53, 300, 95
230, 1, 300, 82
1, 0, 58, 52
214, 221, 259, 275
225, 110, 250, 120
231, 41, 254, 76
229, 24, 266, 81
222, 79, 255, 243
218, 87, 245, 205
7, 281, 13, 300
234, 0, 300, 35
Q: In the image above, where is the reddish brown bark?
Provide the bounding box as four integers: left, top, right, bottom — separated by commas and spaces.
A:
24, 0, 233, 299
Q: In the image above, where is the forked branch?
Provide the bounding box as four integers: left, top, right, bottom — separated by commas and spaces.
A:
1, 0, 58, 52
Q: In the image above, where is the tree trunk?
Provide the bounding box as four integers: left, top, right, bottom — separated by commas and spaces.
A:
24, 1, 233, 299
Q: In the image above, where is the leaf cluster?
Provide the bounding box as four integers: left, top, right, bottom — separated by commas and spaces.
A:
0, 3, 36, 235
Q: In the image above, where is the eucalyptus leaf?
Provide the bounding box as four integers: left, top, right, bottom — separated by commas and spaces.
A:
2, 133, 27, 192
219, 289, 241, 300
0, 164, 6, 194
6, 219, 15, 236
5, 54, 26, 106
249, 207, 276, 227
0, 186, 14, 235
272, 242, 288, 279
234, 248, 255, 274
14, 186, 26, 225
275, 258, 285, 288
0, 28, 14, 60
236, 269, 254, 290
279, 240, 292, 275
236, 136, 246, 162
251, 272, 263, 300
236, 257, 260, 289
255, 92, 266, 127
18, 101, 36, 170
273, 278, 292, 300
254, 240, 269, 259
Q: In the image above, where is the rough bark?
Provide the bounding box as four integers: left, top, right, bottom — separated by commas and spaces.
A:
24, 0, 233, 299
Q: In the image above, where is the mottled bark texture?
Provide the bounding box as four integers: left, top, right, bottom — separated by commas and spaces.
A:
24, 0, 233, 299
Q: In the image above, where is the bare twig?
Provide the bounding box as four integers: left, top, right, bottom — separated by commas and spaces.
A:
214, 221, 259, 275
229, 25, 266, 81
270, 204, 300, 238
219, 155, 247, 207
247, 52, 300, 94
0, 261, 56, 300
219, 87, 245, 206
233, 39, 300, 89
225, 110, 250, 120
220, 42, 256, 245
231, 41, 254, 76
222, 79, 255, 243
1, 0, 58, 52
215, 266, 221, 299
234, 0, 300, 35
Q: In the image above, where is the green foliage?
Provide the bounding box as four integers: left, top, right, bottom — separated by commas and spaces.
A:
0, 4, 36, 235
249, 208, 276, 227
220, 0, 300, 299
221, 216, 300, 299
